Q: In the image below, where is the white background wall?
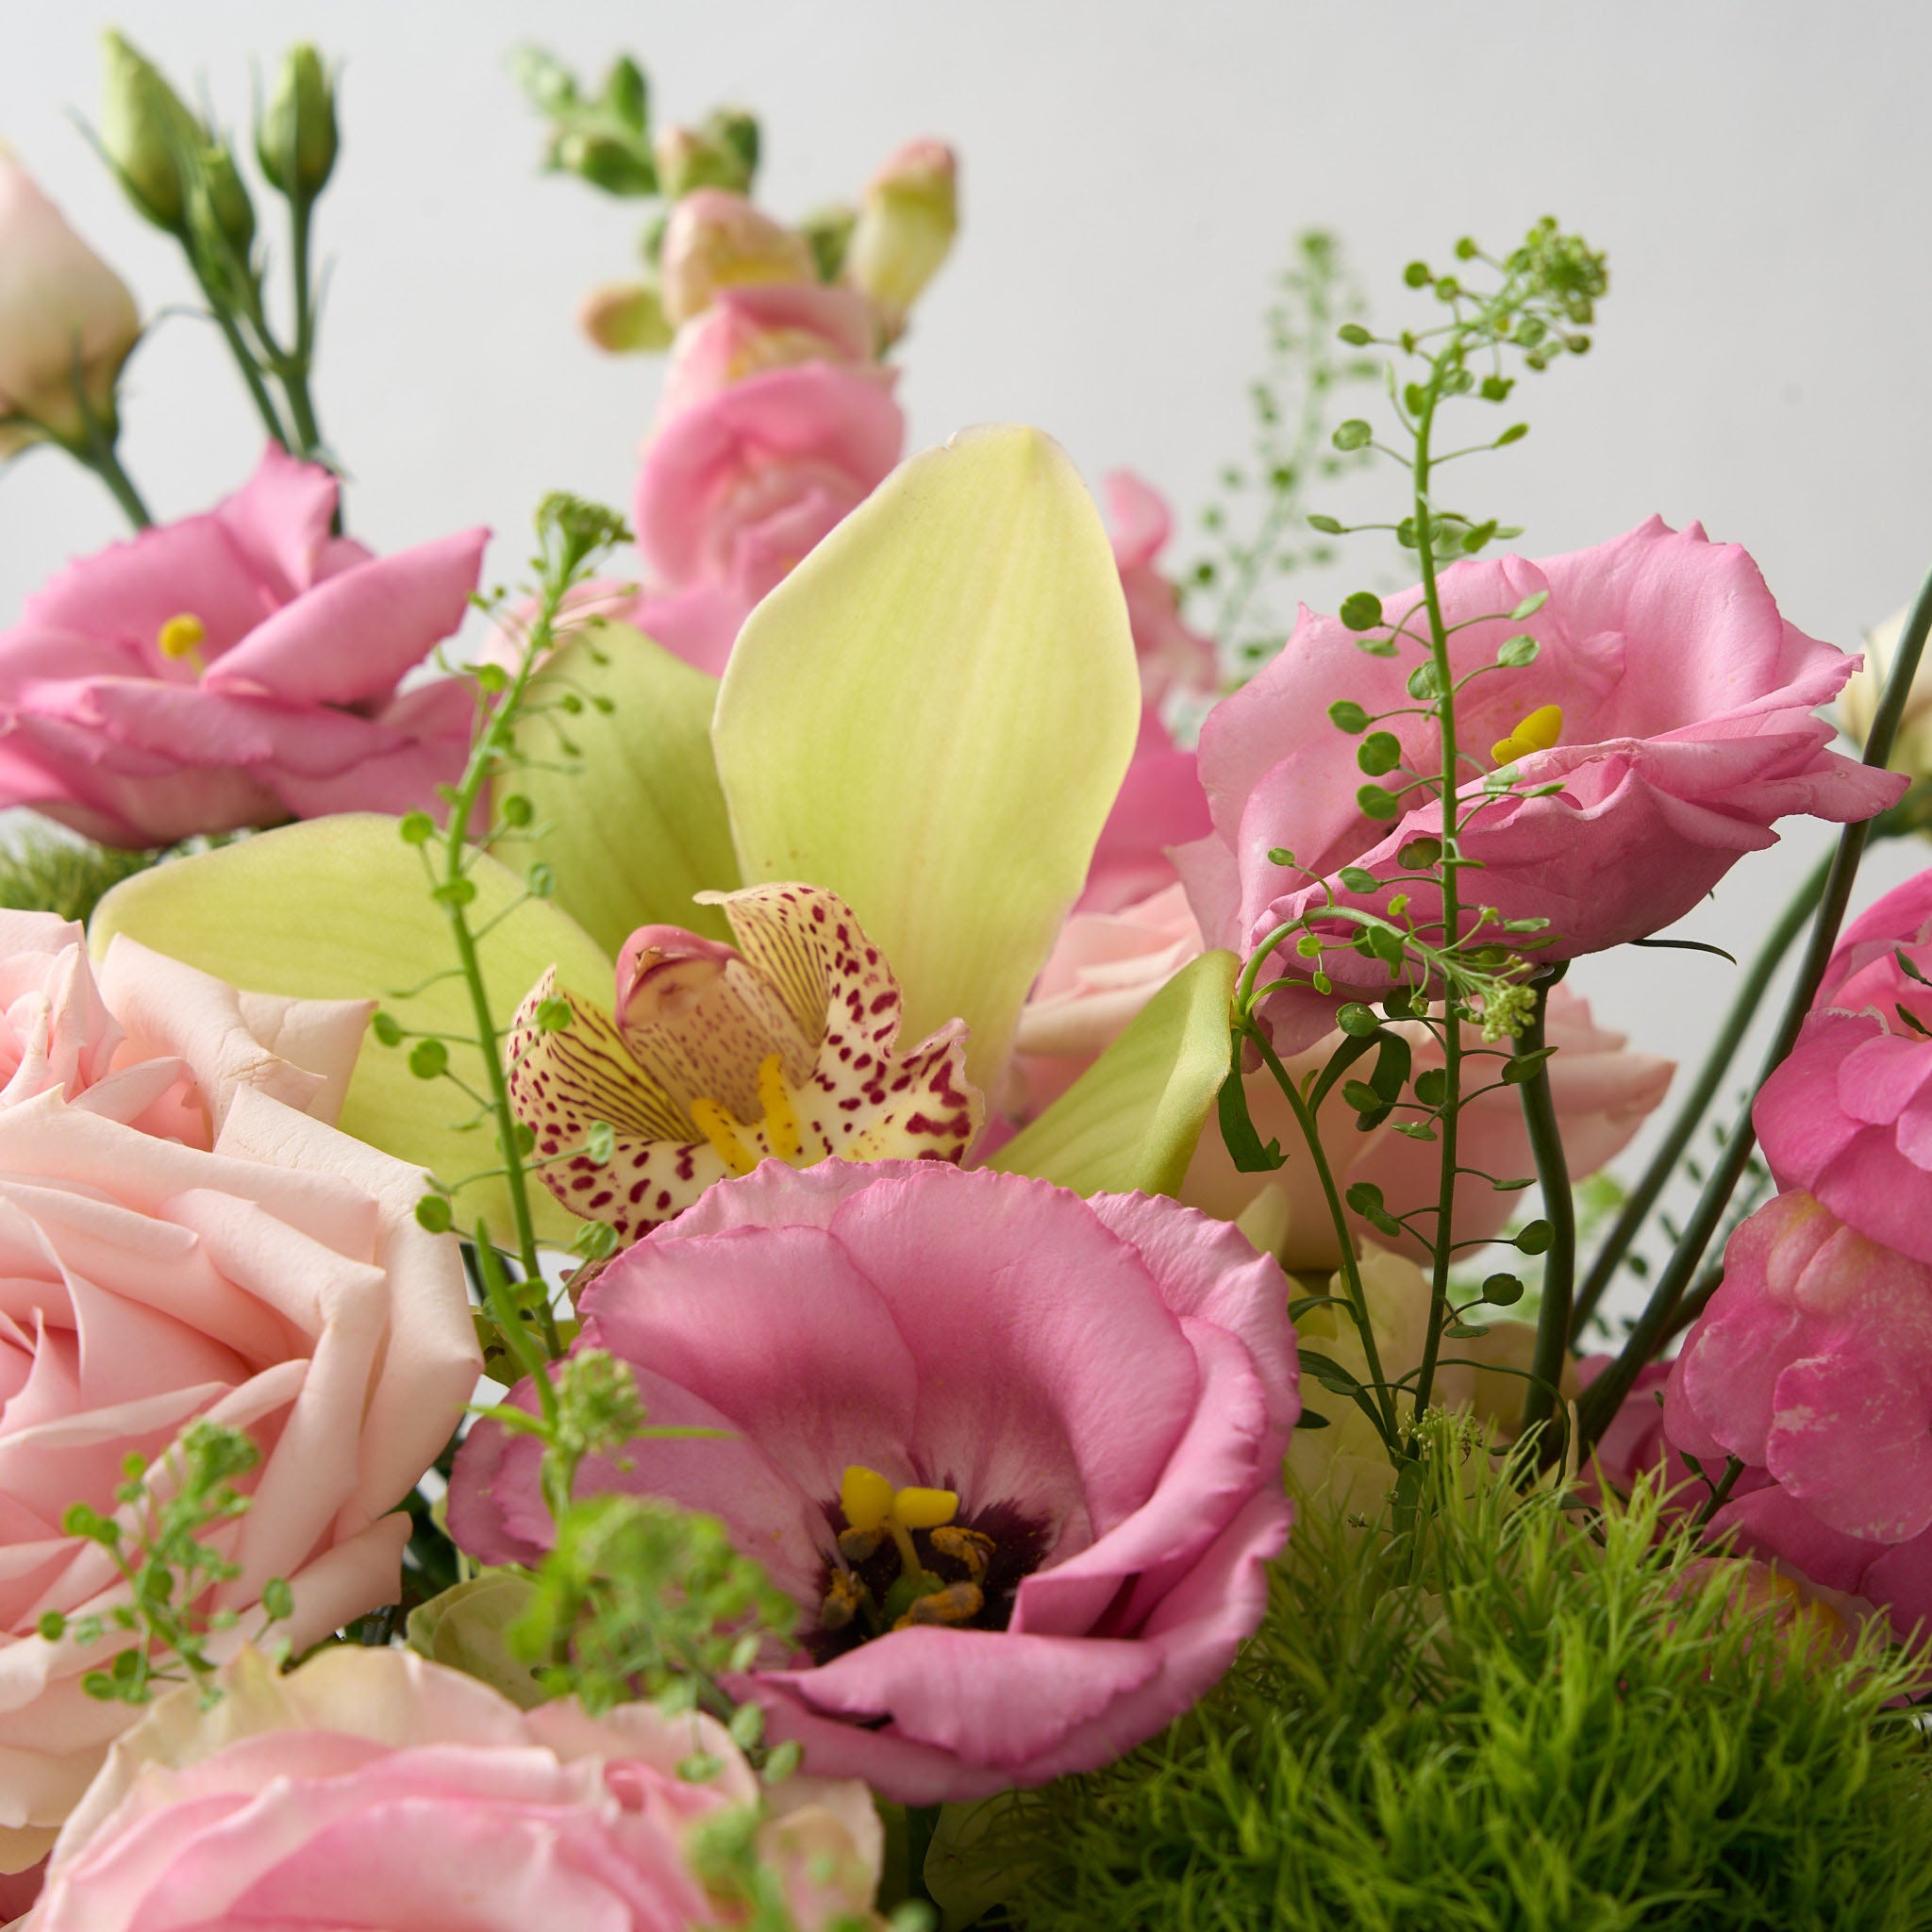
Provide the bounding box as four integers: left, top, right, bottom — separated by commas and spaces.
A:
4, 1, 1929, 1269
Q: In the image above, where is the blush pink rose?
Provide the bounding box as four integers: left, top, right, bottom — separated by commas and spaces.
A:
1664, 1191, 1932, 1544
1181, 518, 1907, 1051
1754, 867, 1932, 1264
0, 919, 477, 1871
0, 444, 487, 848
19, 1646, 886, 1932
632, 362, 906, 610
450, 1160, 1298, 1804
1106, 473, 1218, 712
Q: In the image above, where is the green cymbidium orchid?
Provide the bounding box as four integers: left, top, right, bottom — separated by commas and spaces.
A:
92, 425, 1234, 1235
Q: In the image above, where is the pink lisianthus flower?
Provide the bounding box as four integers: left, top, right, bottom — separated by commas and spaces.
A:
450, 1161, 1298, 1804
1180, 517, 1907, 1051
17, 1646, 886, 1932
1664, 1191, 1932, 1545
1754, 867, 1932, 1264
0, 444, 487, 848
1105, 473, 1219, 712
0, 915, 478, 1871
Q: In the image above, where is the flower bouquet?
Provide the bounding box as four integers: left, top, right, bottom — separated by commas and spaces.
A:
0, 28, 1928, 1930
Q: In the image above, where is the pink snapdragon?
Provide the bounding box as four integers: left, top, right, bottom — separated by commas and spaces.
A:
17, 1646, 886, 1932
1181, 518, 1907, 1050
451, 1160, 1297, 1803
0, 915, 477, 1871
0, 444, 485, 848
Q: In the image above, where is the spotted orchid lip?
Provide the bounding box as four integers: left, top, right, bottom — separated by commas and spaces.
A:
508, 880, 982, 1243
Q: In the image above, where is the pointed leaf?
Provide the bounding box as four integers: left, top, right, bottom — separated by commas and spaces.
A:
91, 814, 614, 1241
990, 950, 1238, 1197
496, 622, 740, 953
713, 425, 1140, 1087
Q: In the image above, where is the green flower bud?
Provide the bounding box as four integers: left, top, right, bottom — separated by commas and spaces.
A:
405, 1572, 546, 1708
577, 279, 673, 353
653, 119, 754, 199
798, 201, 857, 283
197, 142, 257, 258
98, 30, 202, 231
843, 138, 958, 341
257, 44, 339, 201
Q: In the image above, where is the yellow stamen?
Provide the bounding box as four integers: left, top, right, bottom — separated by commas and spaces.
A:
689, 1097, 757, 1176
841, 1465, 895, 1535
157, 612, 208, 674
895, 1581, 985, 1630
893, 1485, 960, 1530
819, 1570, 863, 1632
757, 1051, 803, 1161
1491, 702, 1563, 768
930, 1524, 993, 1581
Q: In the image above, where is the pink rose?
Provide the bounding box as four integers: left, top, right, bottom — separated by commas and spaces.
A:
20, 1646, 885, 1932
0, 444, 486, 848
632, 362, 906, 608
450, 1161, 1298, 1803
0, 919, 477, 1870
1665, 1191, 1932, 1545
0, 151, 141, 457
1106, 473, 1218, 712
1181, 518, 1907, 1051
659, 281, 882, 424
1754, 868, 1932, 1264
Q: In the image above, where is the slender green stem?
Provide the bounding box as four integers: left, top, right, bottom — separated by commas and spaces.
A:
1514, 980, 1575, 1440
1407, 379, 1463, 1425
278, 194, 327, 463
1569, 847, 1832, 1335
84, 439, 153, 528
1246, 1023, 1400, 1444
197, 262, 293, 450
1576, 554, 1932, 1450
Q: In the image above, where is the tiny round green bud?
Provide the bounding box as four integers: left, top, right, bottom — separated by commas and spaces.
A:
37, 1610, 67, 1641
260, 1576, 295, 1622
1328, 701, 1370, 734
585, 1120, 616, 1163
1357, 785, 1401, 822
1357, 731, 1402, 777
1336, 1003, 1380, 1038
408, 1038, 450, 1080
1331, 419, 1372, 453
257, 43, 339, 200
1267, 846, 1296, 868
398, 810, 436, 845
526, 862, 556, 898
1515, 1218, 1555, 1256
414, 1193, 454, 1234
1338, 590, 1384, 632
1337, 864, 1379, 892
1403, 260, 1431, 289
475, 661, 508, 695
535, 995, 575, 1033
1482, 1272, 1525, 1307
500, 792, 535, 828
1336, 322, 1373, 346
370, 1010, 405, 1047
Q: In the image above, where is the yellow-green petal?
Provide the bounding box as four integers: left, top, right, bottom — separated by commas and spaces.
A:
90, 813, 614, 1241
991, 950, 1238, 1197
496, 622, 740, 953
713, 425, 1140, 1087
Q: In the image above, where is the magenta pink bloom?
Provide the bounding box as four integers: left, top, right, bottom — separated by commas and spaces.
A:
0, 445, 484, 848
1754, 867, 1932, 1263
633, 362, 905, 609
1665, 1191, 1932, 1544
1180, 518, 1907, 1050
1106, 473, 1218, 711
451, 1160, 1298, 1803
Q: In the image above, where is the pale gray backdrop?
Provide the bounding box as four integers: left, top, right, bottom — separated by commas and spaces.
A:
2, 1, 1927, 1293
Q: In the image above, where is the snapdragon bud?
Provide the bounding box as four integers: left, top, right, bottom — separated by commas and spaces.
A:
653, 108, 758, 199
1843, 606, 1932, 791
0, 147, 142, 455
577, 279, 673, 353
843, 138, 958, 339
657, 188, 815, 326
98, 30, 201, 231
799, 201, 857, 282
257, 44, 339, 201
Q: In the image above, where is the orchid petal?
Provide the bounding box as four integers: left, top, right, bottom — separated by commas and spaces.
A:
89, 814, 613, 1241
713, 425, 1140, 1087
991, 950, 1238, 1197
496, 622, 741, 953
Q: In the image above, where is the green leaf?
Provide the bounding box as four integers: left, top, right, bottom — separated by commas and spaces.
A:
500, 624, 740, 952
991, 952, 1239, 1196
1496, 634, 1540, 667
714, 425, 1140, 1088
90, 815, 614, 1242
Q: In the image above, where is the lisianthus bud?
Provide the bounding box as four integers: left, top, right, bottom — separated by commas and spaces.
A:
97, 30, 201, 231
653, 108, 758, 198
0, 148, 141, 456
843, 138, 958, 339
657, 187, 815, 326
196, 140, 257, 257
257, 43, 339, 200
577, 278, 673, 353
1842, 606, 1932, 792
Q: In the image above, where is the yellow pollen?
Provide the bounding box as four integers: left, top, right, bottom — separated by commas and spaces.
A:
757, 1051, 803, 1162
840, 1464, 959, 1536
895, 1581, 985, 1630
893, 1486, 960, 1530
1491, 703, 1563, 768
689, 1097, 757, 1176
157, 612, 208, 672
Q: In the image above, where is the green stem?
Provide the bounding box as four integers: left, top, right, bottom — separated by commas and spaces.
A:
1246, 1023, 1400, 1444
1407, 377, 1463, 1426
1568, 847, 1832, 1336
200, 268, 293, 450
1514, 979, 1575, 1441
278, 193, 327, 463
1576, 554, 1932, 1451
